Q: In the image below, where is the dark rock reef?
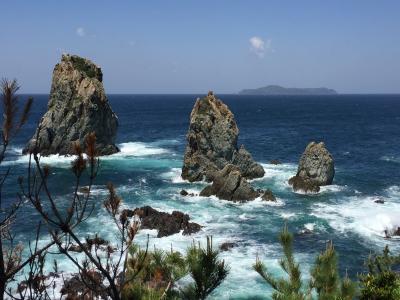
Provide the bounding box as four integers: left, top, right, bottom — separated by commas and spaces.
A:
289, 142, 335, 193
23, 54, 119, 155
200, 164, 276, 202
122, 206, 201, 238
181, 91, 264, 182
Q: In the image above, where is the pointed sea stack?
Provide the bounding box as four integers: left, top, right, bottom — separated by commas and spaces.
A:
289, 142, 335, 193
181, 91, 264, 182
23, 54, 119, 155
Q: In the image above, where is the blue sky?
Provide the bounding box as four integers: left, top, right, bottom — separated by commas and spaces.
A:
1, 1, 399, 93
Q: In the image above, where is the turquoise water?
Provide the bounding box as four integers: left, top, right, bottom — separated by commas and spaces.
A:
3, 94, 400, 298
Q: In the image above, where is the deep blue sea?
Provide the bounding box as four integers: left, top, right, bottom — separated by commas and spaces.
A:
3, 94, 400, 299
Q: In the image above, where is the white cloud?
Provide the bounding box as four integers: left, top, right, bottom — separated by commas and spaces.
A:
76, 27, 85, 37
249, 36, 273, 58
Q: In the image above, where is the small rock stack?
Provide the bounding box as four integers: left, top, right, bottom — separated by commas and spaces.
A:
181, 91, 264, 182
289, 142, 335, 193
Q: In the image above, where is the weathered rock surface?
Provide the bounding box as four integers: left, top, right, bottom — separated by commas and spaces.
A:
122, 206, 201, 238
181, 91, 264, 182
200, 164, 272, 202
23, 54, 119, 155
288, 175, 320, 193
289, 142, 334, 193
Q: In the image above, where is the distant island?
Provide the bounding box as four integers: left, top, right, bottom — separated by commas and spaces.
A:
238, 85, 338, 95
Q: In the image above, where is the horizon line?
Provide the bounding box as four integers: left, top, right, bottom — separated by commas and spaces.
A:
17, 92, 400, 96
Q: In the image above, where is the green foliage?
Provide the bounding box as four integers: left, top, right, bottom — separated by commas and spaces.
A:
254, 225, 357, 300
253, 225, 306, 300
181, 236, 229, 300
71, 56, 97, 78
359, 246, 400, 300
310, 242, 356, 300
122, 244, 186, 299
123, 237, 228, 300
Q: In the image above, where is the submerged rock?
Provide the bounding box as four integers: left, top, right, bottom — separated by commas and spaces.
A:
289, 142, 334, 193
200, 164, 262, 202
269, 159, 281, 165
181, 91, 264, 182
123, 206, 201, 238
220, 242, 238, 252
261, 189, 277, 202
179, 189, 196, 197
180, 189, 189, 196
23, 54, 119, 156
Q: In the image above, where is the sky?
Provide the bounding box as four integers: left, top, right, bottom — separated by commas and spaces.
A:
1, 1, 399, 94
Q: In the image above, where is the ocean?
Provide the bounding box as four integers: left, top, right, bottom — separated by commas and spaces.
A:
3, 94, 400, 299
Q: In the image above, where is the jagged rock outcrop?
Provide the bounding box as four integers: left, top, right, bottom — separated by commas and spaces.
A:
23, 54, 119, 155
289, 142, 335, 193
199, 164, 274, 202
122, 206, 201, 238
200, 165, 259, 201
181, 91, 264, 182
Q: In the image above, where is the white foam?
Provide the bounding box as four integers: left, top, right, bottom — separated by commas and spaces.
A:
113, 142, 169, 157
311, 194, 400, 244
2, 153, 77, 167
248, 196, 285, 207
385, 185, 400, 197
292, 184, 345, 195
255, 163, 297, 192
280, 212, 296, 219
304, 223, 315, 231
9, 146, 23, 154
260, 163, 297, 181
293, 189, 318, 195
161, 167, 188, 183
3, 141, 171, 167
319, 184, 346, 193
380, 155, 400, 163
